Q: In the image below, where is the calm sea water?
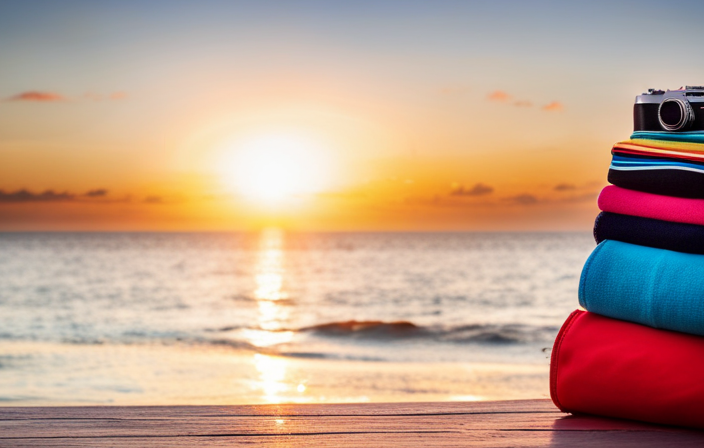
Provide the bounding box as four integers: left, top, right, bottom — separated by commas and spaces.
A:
0, 231, 594, 405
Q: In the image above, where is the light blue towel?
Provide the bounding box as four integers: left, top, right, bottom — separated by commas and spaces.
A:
631, 131, 704, 144
579, 240, 704, 336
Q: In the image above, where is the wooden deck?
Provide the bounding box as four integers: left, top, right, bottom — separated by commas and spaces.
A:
1, 399, 703, 447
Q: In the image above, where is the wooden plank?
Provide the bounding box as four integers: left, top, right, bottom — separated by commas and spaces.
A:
0, 400, 702, 447
5, 431, 704, 448
0, 413, 594, 438
0, 399, 559, 419
0, 412, 690, 438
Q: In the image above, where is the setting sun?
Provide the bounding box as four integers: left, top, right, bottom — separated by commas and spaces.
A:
217, 133, 334, 203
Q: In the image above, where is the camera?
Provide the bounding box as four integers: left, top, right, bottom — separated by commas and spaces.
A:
634, 86, 704, 132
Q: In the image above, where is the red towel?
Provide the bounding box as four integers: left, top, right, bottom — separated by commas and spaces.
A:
598, 185, 704, 226
551, 310, 704, 429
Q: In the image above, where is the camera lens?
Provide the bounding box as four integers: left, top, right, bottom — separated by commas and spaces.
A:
658, 98, 695, 131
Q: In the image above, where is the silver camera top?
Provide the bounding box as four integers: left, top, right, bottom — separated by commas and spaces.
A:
636, 86, 704, 104
636, 87, 704, 132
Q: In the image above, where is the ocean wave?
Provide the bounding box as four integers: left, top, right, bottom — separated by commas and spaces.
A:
0, 320, 557, 349
299, 320, 419, 337
206, 319, 558, 344
434, 323, 558, 344
294, 320, 557, 344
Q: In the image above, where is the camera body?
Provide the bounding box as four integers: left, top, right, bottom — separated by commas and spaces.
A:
634, 86, 704, 132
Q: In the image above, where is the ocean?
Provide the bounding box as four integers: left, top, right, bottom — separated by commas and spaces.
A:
0, 231, 594, 405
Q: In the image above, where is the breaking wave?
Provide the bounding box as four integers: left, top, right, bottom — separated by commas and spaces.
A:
213, 319, 561, 345
296, 320, 557, 344
299, 320, 420, 337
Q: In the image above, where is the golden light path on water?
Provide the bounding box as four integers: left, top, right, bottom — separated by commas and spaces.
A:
243, 228, 307, 403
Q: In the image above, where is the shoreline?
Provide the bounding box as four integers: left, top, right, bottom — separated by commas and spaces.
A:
0, 340, 549, 406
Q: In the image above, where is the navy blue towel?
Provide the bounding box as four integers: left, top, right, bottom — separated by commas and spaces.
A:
607, 168, 704, 199
594, 211, 704, 255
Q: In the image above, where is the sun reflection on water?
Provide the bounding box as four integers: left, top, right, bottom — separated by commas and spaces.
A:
254, 228, 291, 332
246, 228, 299, 403
253, 353, 288, 402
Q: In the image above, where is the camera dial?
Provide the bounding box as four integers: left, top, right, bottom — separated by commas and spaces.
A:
658, 98, 695, 131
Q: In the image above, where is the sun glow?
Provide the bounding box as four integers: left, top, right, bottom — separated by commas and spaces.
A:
218, 133, 333, 203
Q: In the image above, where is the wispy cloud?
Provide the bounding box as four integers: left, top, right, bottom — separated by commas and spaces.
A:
142, 194, 186, 204
553, 183, 576, 191
0, 188, 114, 203
504, 194, 539, 205
487, 90, 532, 107
488, 90, 563, 111
8, 91, 127, 103
84, 188, 108, 197
407, 186, 599, 210
542, 101, 563, 112
487, 90, 511, 102
450, 182, 494, 196
503, 190, 598, 205
0, 189, 74, 202
109, 91, 127, 100
0, 188, 187, 206
7, 91, 65, 102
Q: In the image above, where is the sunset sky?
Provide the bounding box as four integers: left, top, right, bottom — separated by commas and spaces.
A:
2, 0, 704, 231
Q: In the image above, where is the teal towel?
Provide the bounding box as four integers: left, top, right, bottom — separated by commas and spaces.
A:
631, 131, 704, 144
579, 240, 704, 336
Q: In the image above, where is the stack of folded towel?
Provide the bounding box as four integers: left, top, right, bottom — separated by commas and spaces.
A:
550, 131, 704, 429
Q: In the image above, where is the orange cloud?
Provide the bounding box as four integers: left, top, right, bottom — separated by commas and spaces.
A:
542, 101, 563, 112
0, 188, 115, 202
554, 183, 576, 191
504, 194, 538, 205
8, 91, 126, 102
488, 92, 535, 107
0, 189, 74, 202
85, 188, 108, 197
142, 194, 186, 204
7, 91, 66, 102
487, 90, 511, 102
450, 182, 494, 196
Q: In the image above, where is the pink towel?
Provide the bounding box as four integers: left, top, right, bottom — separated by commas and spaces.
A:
598, 185, 704, 226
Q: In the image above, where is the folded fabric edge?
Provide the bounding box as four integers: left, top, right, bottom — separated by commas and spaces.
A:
631, 131, 704, 144
625, 136, 704, 150
610, 165, 704, 174
593, 212, 604, 244
549, 309, 584, 413
596, 186, 610, 211
598, 185, 704, 226
578, 241, 607, 310
607, 169, 704, 200
613, 143, 704, 161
